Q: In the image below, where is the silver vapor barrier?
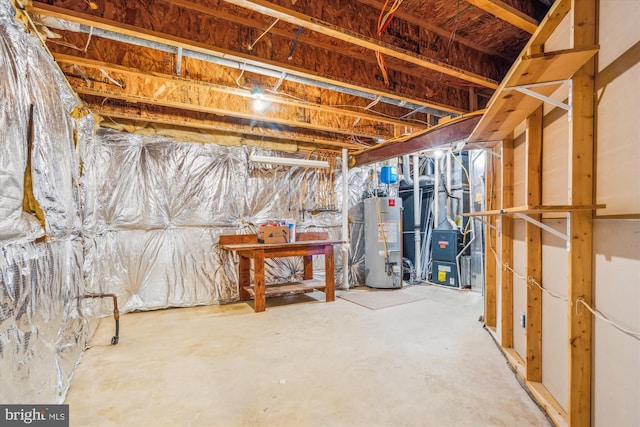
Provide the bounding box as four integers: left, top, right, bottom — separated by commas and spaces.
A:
0, 0, 94, 404
0, 0, 372, 404
82, 130, 372, 312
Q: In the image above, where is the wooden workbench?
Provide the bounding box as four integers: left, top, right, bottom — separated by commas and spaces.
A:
220, 233, 343, 312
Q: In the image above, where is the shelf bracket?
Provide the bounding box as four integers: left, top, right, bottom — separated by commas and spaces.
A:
513, 212, 571, 250
504, 79, 572, 120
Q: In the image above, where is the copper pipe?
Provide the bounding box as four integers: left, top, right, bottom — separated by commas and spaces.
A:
83, 293, 120, 345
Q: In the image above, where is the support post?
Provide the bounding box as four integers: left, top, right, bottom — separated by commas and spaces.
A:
413, 154, 421, 280
484, 146, 498, 328
567, 1, 596, 424
501, 134, 514, 347
525, 105, 543, 382
342, 148, 349, 289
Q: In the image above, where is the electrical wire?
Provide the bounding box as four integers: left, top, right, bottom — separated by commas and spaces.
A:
576, 299, 640, 340
488, 235, 639, 341
247, 18, 280, 51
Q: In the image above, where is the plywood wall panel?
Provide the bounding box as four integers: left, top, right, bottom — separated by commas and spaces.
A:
593, 219, 640, 427
542, 94, 569, 206
595, 1, 640, 216
541, 219, 569, 412
513, 127, 526, 207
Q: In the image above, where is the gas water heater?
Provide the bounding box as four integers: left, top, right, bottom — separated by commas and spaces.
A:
364, 197, 403, 288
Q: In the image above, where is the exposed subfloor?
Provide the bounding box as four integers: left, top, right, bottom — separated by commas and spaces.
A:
65, 285, 550, 427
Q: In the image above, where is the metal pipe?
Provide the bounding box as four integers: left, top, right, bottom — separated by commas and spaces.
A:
413, 154, 421, 281
401, 154, 433, 186
342, 148, 349, 289
47, 20, 449, 115
84, 293, 120, 345
446, 150, 457, 229
434, 156, 440, 229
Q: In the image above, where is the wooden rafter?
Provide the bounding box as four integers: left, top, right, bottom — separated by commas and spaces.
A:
222, 0, 499, 89
465, 0, 539, 34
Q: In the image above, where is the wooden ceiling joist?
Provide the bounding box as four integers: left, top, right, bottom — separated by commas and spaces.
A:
59, 60, 393, 140
464, 0, 539, 34
31, 2, 465, 117
54, 53, 419, 133
356, 0, 512, 61
223, 0, 500, 90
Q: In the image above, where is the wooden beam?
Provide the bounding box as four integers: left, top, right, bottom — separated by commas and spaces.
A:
55, 59, 392, 140
567, 1, 596, 425
90, 102, 362, 150
223, 0, 499, 89
352, 112, 482, 166
464, 0, 539, 34
500, 134, 514, 347
30, 2, 466, 115
484, 145, 499, 328
525, 105, 543, 382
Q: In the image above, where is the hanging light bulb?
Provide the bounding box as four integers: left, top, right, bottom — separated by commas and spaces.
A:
251, 87, 269, 112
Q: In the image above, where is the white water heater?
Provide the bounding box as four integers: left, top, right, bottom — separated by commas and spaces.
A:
364, 197, 403, 288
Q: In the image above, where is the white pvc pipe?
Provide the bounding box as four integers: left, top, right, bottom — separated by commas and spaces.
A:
342, 149, 350, 289
446, 150, 457, 229
434, 156, 440, 230
413, 154, 421, 281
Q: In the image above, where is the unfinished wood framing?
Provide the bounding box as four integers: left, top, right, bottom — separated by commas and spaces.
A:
464, 0, 539, 34
567, 1, 597, 425
484, 146, 499, 329
525, 105, 543, 382
466, 0, 602, 424
500, 134, 514, 348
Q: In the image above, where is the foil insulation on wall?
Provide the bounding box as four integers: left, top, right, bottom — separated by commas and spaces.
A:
0, 1, 93, 403
83, 130, 372, 312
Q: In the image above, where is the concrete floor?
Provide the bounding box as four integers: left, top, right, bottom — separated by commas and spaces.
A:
66, 285, 550, 427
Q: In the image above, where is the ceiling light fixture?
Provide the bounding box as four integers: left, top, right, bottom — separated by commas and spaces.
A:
249, 154, 329, 169
251, 87, 270, 112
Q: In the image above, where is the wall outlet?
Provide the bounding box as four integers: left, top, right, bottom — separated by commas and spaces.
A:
520, 313, 526, 328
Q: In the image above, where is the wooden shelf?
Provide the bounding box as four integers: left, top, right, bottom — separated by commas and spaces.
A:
464, 204, 606, 217
244, 279, 326, 298
468, 46, 599, 143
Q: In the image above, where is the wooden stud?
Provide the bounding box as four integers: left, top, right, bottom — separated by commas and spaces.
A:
484, 145, 498, 329
567, 1, 597, 425
525, 105, 543, 382
500, 134, 514, 348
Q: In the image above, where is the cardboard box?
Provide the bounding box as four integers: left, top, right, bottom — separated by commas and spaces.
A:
258, 225, 289, 243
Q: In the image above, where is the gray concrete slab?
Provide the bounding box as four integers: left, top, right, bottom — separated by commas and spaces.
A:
66, 285, 550, 427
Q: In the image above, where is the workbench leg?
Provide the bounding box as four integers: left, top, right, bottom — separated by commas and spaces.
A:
303, 255, 313, 280
238, 255, 251, 301
254, 251, 266, 312
324, 245, 335, 302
